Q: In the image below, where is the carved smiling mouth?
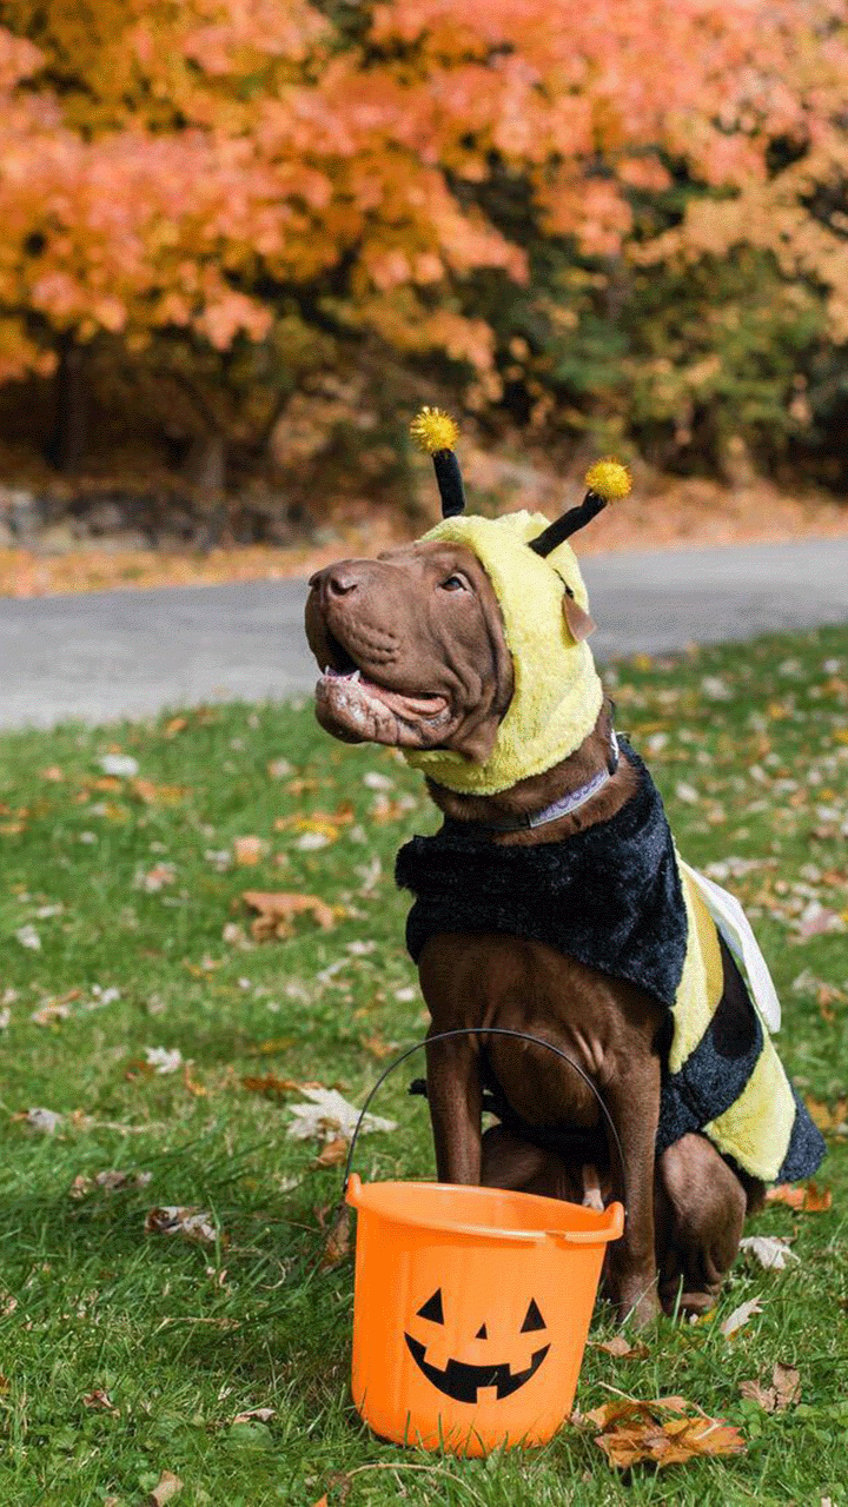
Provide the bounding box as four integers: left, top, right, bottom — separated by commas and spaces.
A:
404, 1334, 550, 1403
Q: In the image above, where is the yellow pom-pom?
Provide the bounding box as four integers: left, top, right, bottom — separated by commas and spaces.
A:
584, 458, 631, 502
410, 406, 460, 455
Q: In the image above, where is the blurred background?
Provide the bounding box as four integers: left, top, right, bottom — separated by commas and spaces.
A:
0, 0, 847, 589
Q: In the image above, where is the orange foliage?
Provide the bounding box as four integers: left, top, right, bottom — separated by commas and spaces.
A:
0, 0, 846, 382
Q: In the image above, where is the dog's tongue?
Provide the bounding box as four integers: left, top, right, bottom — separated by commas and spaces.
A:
364, 680, 447, 717
323, 666, 446, 718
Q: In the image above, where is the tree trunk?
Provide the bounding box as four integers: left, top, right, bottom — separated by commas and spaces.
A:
184, 431, 228, 550
50, 334, 88, 471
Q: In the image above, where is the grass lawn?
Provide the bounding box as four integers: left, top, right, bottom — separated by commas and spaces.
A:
1, 624, 847, 1507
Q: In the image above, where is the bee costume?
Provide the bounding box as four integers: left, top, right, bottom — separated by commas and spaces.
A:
396, 409, 825, 1185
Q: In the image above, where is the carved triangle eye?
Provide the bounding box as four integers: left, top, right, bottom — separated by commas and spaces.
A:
417, 1289, 444, 1324
475, 1323, 488, 1339
520, 1298, 545, 1333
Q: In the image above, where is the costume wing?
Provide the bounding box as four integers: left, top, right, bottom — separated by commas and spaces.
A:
680, 860, 781, 1033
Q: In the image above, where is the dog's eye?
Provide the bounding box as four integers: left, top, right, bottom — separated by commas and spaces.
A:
440, 574, 467, 592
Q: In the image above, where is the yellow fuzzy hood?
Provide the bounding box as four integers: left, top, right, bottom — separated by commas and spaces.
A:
404, 511, 603, 795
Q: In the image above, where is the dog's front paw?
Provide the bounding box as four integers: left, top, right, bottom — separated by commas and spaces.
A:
608, 1276, 660, 1329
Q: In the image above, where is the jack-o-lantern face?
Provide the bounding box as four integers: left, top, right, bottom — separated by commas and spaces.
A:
404, 1288, 550, 1403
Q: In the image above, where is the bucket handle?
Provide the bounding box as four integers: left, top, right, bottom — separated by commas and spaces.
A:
342, 1026, 626, 1215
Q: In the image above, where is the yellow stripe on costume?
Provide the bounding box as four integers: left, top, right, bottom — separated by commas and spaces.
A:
667, 866, 725, 1074
704, 1037, 796, 1182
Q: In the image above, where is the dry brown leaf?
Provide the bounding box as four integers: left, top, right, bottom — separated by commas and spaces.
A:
144, 1206, 218, 1245
242, 890, 339, 941
233, 835, 268, 866
131, 778, 186, 806
148, 1472, 183, 1506
318, 1205, 351, 1271
594, 1335, 650, 1359
804, 1097, 847, 1135
242, 1072, 303, 1096
83, 1388, 119, 1413
70, 1169, 152, 1198
182, 1064, 207, 1098
314, 1136, 348, 1168
361, 1034, 397, 1060
588, 1396, 745, 1470
766, 1181, 832, 1212
739, 1362, 800, 1413
232, 1406, 275, 1424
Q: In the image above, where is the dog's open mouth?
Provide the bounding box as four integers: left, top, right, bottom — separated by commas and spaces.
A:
321, 664, 448, 721
404, 1334, 550, 1403
317, 631, 449, 730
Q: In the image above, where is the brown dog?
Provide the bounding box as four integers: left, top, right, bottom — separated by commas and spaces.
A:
306, 534, 803, 1324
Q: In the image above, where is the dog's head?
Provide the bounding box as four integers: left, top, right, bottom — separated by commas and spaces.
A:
305, 414, 629, 796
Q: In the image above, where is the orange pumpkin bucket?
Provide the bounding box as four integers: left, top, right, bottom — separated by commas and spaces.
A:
343, 1028, 625, 1456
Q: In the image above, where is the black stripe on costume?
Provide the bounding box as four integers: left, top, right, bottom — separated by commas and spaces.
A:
656, 939, 762, 1156
778, 1085, 827, 1182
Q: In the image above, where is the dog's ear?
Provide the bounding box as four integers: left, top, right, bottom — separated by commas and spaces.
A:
562, 592, 596, 643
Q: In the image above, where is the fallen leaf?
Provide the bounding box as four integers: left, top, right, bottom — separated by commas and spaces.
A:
222, 921, 252, 949
31, 999, 72, 1026
182, 1064, 207, 1098
361, 1034, 397, 1060
594, 1335, 650, 1359
131, 779, 186, 805
15, 924, 41, 951
20, 1107, 63, 1134
99, 754, 139, 778
720, 1297, 762, 1338
148, 1471, 183, 1506
83, 1388, 119, 1413
232, 1407, 275, 1424
588, 1396, 745, 1469
233, 835, 268, 866
314, 1136, 348, 1168
242, 1073, 303, 1096
286, 1086, 396, 1144
144, 1206, 218, 1245
144, 1046, 184, 1076
267, 757, 293, 779
739, 1362, 801, 1413
70, 1169, 152, 1198
738, 1235, 799, 1271
164, 716, 188, 738
766, 1181, 832, 1212
242, 890, 340, 941
318, 1204, 351, 1271
139, 863, 176, 893
804, 1097, 848, 1136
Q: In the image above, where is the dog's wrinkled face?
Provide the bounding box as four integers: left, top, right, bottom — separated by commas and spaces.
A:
305, 541, 514, 760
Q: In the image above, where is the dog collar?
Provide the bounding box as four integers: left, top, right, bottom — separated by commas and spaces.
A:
477, 729, 620, 833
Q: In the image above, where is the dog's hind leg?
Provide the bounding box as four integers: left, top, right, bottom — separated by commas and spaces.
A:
480, 1125, 587, 1203
655, 1132, 748, 1316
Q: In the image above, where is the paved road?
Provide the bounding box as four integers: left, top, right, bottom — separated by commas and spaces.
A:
1, 538, 846, 729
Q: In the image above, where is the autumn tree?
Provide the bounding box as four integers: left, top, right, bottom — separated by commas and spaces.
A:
0, 0, 847, 490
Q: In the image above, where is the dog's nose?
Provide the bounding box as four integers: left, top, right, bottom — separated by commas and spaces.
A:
326, 566, 360, 597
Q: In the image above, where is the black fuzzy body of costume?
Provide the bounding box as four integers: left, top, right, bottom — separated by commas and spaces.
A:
397, 744, 688, 1009
396, 741, 825, 1181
